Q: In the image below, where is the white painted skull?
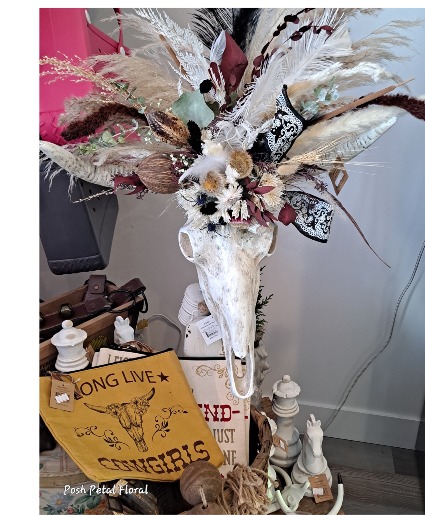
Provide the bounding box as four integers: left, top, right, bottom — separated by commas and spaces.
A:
179, 223, 278, 399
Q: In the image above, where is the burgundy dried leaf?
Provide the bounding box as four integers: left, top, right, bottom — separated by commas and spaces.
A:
254, 211, 269, 226
245, 180, 260, 190
245, 199, 269, 226
253, 186, 275, 194
126, 185, 148, 196
278, 203, 297, 226
253, 55, 264, 67
290, 32, 303, 41
245, 199, 257, 212
255, 8, 318, 80
114, 174, 140, 188
263, 210, 278, 222
219, 32, 248, 94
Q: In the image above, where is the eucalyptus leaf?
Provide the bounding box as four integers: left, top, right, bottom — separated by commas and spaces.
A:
206, 101, 220, 117
172, 90, 214, 128
101, 131, 114, 143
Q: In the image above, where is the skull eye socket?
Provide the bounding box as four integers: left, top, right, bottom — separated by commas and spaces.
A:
179, 229, 194, 262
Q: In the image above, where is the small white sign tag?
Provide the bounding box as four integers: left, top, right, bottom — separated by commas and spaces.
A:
196, 315, 222, 345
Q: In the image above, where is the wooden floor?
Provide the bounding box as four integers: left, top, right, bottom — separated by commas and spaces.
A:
307, 436, 425, 514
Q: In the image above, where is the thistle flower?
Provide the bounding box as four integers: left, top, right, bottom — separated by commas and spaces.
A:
229, 149, 253, 178
200, 170, 226, 195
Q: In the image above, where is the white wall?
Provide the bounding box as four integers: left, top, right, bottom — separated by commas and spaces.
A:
40, 8, 425, 449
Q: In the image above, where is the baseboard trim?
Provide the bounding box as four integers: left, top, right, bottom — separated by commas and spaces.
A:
295, 401, 420, 449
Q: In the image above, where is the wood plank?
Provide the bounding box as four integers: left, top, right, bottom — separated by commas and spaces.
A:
326, 464, 424, 512
340, 497, 425, 514
323, 437, 395, 474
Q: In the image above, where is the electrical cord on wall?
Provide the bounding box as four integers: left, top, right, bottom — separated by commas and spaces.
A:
323, 239, 425, 431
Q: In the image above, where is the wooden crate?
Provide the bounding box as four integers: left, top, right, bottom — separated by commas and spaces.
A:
39, 283, 142, 374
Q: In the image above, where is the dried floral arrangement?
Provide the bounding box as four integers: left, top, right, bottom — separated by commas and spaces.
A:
40, 8, 425, 255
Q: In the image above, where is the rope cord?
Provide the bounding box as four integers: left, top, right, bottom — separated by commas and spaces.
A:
142, 313, 182, 349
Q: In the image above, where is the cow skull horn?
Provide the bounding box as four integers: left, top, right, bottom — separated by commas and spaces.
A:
146, 387, 155, 400
84, 402, 108, 413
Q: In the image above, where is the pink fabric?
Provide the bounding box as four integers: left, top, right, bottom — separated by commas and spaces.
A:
39, 8, 129, 145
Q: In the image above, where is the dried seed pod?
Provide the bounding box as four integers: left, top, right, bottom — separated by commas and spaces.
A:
179, 461, 223, 506
187, 502, 226, 514
146, 110, 190, 148
135, 154, 180, 194
276, 161, 299, 176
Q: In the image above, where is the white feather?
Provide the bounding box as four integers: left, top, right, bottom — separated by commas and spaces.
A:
288, 62, 395, 112
241, 8, 322, 89
178, 154, 228, 183
134, 8, 210, 91
210, 30, 227, 64
287, 105, 403, 160
230, 52, 287, 127
282, 23, 353, 87
213, 119, 273, 150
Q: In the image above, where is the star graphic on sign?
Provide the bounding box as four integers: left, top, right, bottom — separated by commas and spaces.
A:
158, 371, 169, 382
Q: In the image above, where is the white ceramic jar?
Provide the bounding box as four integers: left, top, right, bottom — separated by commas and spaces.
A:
51, 320, 89, 372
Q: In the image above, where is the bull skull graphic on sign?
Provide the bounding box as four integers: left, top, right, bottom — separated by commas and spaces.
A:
85, 387, 155, 452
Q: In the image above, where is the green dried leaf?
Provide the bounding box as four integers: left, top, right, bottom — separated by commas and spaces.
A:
172, 90, 214, 128
101, 131, 115, 143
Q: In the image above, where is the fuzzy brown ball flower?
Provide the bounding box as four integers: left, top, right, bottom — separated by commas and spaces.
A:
229, 149, 253, 178
200, 171, 225, 194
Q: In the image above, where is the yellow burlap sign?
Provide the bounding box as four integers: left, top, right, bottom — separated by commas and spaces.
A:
39, 349, 224, 483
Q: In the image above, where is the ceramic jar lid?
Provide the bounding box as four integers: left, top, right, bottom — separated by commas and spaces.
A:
273, 375, 301, 398
51, 320, 87, 348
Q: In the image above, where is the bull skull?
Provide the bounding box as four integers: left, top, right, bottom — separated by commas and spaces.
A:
85, 387, 155, 452
179, 223, 278, 399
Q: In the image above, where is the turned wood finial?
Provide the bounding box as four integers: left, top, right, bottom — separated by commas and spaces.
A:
179, 461, 223, 507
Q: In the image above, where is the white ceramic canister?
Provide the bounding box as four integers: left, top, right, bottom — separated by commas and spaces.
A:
178, 283, 209, 326
182, 315, 224, 358
51, 320, 89, 372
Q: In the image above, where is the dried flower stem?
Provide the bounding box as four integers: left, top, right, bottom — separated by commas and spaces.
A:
310, 78, 414, 125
